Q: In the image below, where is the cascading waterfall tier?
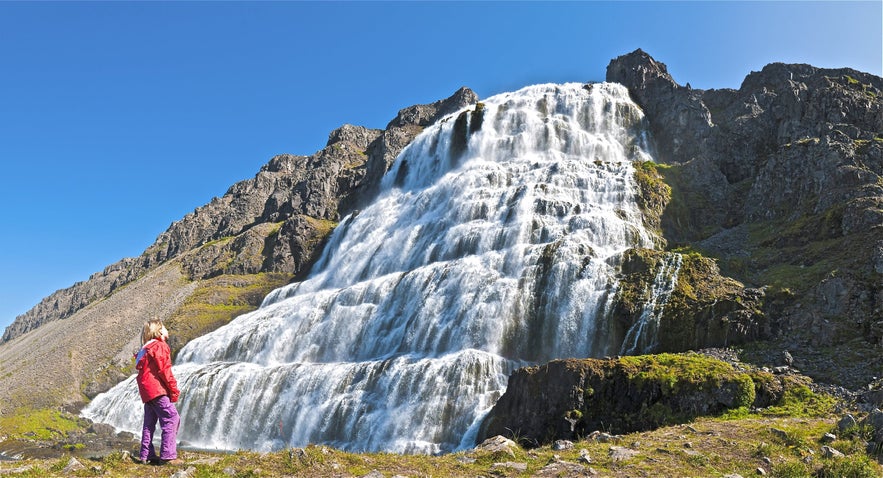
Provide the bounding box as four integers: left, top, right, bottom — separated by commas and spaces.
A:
84, 82, 676, 454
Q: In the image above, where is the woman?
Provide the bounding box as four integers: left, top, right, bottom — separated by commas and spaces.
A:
134, 318, 182, 465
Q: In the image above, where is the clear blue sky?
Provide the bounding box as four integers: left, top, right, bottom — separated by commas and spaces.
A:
1, 1, 880, 334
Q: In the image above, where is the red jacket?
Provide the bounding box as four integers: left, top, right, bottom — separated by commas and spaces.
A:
135, 339, 180, 403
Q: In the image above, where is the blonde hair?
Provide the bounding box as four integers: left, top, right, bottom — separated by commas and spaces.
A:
141, 319, 165, 345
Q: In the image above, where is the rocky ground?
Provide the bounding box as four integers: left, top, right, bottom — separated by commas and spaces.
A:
1, 411, 882, 477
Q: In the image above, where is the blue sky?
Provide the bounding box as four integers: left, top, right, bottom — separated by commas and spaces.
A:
1, 1, 880, 334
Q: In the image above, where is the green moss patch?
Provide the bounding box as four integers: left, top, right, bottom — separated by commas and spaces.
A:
633, 161, 672, 236
0, 408, 82, 441
166, 272, 293, 357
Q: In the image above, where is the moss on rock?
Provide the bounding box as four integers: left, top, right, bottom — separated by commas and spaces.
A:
478, 353, 761, 446
613, 248, 766, 354
166, 272, 293, 358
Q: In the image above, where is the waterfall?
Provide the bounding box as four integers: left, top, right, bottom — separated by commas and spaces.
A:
84, 82, 675, 454
620, 253, 683, 355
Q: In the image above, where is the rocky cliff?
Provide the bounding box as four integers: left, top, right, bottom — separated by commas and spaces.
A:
606, 49, 882, 386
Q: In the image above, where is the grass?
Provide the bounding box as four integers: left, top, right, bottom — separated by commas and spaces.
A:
0, 408, 81, 441
2, 412, 880, 477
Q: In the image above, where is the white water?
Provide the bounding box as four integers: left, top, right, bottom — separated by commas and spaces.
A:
84, 82, 675, 454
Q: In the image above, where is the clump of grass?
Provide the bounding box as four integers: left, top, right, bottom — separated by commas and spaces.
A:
760, 384, 836, 418
817, 454, 880, 478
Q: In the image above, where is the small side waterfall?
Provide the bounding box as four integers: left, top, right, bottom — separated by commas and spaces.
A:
84, 82, 679, 454
620, 253, 683, 355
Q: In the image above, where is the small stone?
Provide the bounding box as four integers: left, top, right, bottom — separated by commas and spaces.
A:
821, 445, 845, 458
723, 474, 745, 478
578, 448, 592, 464
838, 414, 858, 432
762, 456, 772, 465
770, 428, 788, 440
821, 433, 837, 443
362, 471, 384, 478
170, 467, 197, 478
597, 432, 619, 443
491, 461, 527, 472
684, 441, 693, 448
475, 435, 519, 458
552, 439, 574, 451
608, 445, 639, 461
62, 458, 85, 474
756, 467, 767, 475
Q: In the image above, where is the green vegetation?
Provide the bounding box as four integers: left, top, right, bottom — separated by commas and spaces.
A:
632, 161, 672, 237
761, 384, 837, 418
619, 353, 737, 386
166, 272, 293, 357
3, 411, 880, 477
0, 408, 81, 441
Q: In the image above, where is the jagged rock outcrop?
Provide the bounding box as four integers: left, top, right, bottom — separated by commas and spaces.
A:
613, 248, 766, 353
608, 49, 883, 386
2, 89, 478, 344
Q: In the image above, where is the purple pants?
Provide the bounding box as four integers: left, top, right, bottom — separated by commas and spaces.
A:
140, 395, 180, 461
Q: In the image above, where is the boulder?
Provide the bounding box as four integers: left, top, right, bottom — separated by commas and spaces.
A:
477, 353, 756, 446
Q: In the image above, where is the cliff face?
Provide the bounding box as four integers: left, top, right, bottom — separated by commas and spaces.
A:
607, 49, 883, 385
